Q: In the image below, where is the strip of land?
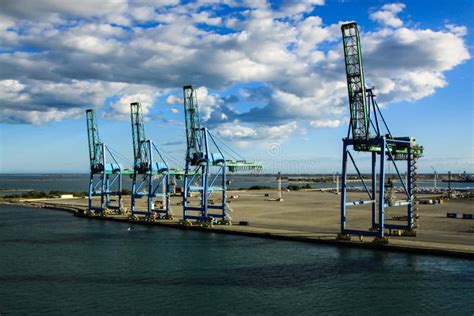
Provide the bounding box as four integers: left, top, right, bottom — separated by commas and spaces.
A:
3, 190, 473, 259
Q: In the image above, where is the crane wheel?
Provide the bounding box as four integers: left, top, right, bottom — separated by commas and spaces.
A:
372, 237, 389, 245
128, 214, 139, 221
179, 219, 192, 226
336, 233, 351, 241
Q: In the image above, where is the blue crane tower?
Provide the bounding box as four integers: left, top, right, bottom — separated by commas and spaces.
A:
86, 109, 126, 214
130, 102, 175, 221
339, 23, 423, 243
182, 85, 262, 226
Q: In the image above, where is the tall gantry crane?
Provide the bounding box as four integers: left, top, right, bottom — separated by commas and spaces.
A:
130, 102, 173, 220
86, 109, 125, 214
182, 85, 262, 226
339, 23, 423, 243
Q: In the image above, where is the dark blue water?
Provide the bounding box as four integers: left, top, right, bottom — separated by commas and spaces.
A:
0, 205, 473, 314
0, 174, 471, 196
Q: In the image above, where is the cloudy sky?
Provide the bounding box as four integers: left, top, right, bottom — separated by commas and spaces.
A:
0, 0, 472, 173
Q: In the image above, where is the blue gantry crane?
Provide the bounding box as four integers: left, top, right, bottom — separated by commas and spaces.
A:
130, 102, 176, 221
339, 23, 423, 243
86, 109, 127, 214
182, 85, 262, 226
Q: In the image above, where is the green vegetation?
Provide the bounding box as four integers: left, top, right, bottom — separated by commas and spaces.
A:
247, 185, 273, 190
2, 190, 87, 199
287, 184, 312, 191
236, 185, 273, 190
235, 184, 314, 191
2, 189, 134, 200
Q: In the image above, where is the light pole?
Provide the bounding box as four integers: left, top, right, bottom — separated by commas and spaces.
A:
431, 166, 437, 190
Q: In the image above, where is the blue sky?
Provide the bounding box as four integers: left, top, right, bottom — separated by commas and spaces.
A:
0, 0, 472, 174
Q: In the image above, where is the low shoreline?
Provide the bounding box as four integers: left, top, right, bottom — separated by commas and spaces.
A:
3, 200, 473, 260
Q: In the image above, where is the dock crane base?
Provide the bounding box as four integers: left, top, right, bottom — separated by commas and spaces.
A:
340, 136, 420, 239
182, 128, 229, 223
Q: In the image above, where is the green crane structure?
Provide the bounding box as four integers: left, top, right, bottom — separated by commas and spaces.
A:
339, 22, 424, 243
86, 109, 127, 213
182, 85, 262, 225
129, 102, 179, 220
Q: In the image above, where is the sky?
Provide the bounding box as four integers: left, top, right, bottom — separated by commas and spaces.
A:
0, 0, 473, 174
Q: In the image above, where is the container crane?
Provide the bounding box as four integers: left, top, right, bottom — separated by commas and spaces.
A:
339, 23, 423, 243
130, 102, 174, 221
86, 109, 126, 214
182, 85, 262, 226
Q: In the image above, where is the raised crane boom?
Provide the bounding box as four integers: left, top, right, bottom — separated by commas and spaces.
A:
86, 109, 104, 173
131, 102, 150, 172
341, 22, 369, 150
183, 85, 204, 165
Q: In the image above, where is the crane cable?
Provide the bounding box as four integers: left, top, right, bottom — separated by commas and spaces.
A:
107, 146, 134, 166
212, 133, 246, 161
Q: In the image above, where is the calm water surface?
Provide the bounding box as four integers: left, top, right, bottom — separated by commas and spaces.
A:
0, 174, 472, 196
0, 205, 473, 314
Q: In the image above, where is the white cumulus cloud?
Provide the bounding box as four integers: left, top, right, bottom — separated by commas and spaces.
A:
310, 119, 342, 128
0, 0, 469, 147
370, 2, 406, 28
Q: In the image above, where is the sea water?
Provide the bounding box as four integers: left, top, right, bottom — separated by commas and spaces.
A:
0, 205, 473, 314
0, 174, 472, 196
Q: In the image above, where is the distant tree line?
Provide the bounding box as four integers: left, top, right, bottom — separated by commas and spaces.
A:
234, 184, 313, 191
286, 184, 312, 191
2, 189, 133, 200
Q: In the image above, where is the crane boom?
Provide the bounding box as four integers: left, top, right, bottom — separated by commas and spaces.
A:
86, 109, 104, 173
341, 22, 369, 150
130, 102, 150, 172
183, 85, 204, 165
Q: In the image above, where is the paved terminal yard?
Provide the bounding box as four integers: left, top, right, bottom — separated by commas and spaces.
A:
12, 190, 474, 258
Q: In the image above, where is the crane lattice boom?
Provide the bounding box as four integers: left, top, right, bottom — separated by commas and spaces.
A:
342, 22, 369, 150
183, 85, 204, 165
86, 109, 104, 173
130, 102, 150, 172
